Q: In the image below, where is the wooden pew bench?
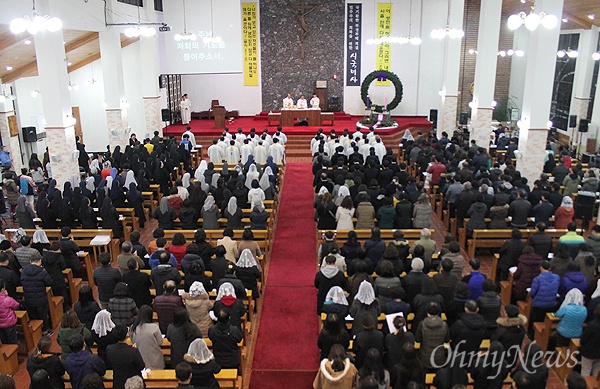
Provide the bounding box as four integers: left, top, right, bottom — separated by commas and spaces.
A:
63, 268, 82, 307
555, 338, 580, 381
65, 368, 241, 389
15, 287, 64, 329
466, 228, 572, 259
534, 312, 561, 352
317, 229, 435, 247
0, 341, 18, 375
16, 310, 43, 355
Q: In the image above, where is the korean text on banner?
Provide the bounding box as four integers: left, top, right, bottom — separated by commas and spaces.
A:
346, 3, 362, 87
376, 3, 392, 86
242, 3, 259, 86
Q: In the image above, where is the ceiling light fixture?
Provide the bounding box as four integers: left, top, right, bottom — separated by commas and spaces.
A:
24, 40, 31, 45
30, 89, 40, 98
124, 5, 156, 38
593, 52, 600, 61
507, 0, 558, 31
5, 66, 12, 71
588, 14, 595, 20
561, 18, 568, 23
203, 0, 222, 44
498, 48, 525, 57
10, 0, 62, 35
174, 0, 197, 41
431, 0, 464, 39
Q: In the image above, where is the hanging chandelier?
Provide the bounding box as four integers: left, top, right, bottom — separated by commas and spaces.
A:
124, 5, 156, 38
203, 0, 222, 44
556, 48, 578, 58
431, 0, 464, 39
401, 0, 422, 45
174, 0, 196, 41
507, 1, 557, 31
10, 0, 62, 35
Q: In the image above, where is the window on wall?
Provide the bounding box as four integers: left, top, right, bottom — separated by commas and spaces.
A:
117, 0, 143, 6
154, 0, 163, 11
550, 33, 579, 131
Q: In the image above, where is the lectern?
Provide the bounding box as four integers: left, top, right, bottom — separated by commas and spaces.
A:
213, 106, 226, 129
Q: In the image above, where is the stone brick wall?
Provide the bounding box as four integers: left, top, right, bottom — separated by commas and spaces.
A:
459, 0, 513, 117
260, 0, 344, 112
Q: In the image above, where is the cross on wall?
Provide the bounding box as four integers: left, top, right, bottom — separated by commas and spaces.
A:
289, 0, 323, 59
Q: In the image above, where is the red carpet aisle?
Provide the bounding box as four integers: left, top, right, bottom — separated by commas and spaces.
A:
249, 162, 320, 389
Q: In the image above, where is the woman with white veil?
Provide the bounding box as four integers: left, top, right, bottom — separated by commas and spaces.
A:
224, 197, 243, 230
201, 195, 219, 230
184, 339, 221, 389
334, 185, 350, 207
250, 199, 268, 230
555, 288, 587, 347
245, 164, 260, 190
322, 286, 349, 318
236, 249, 262, 299
124, 170, 137, 189
212, 283, 246, 332
247, 178, 265, 206
349, 280, 381, 335
259, 170, 275, 200
194, 160, 208, 182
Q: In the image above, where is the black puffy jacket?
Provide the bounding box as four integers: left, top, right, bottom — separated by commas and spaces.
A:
21, 264, 52, 307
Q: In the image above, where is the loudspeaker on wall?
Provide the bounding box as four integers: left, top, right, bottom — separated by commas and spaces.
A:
22, 127, 37, 143
459, 112, 469, 125
161, 109, 171, 122
569, 115, 577, 128
579, 119, 589, 133
429, 109, 438, 129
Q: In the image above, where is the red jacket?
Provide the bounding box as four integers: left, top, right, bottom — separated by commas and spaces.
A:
427, 162, 447, 185
168, 244, 187, 269
153, 292, 183, 334
0, 293, 20, 328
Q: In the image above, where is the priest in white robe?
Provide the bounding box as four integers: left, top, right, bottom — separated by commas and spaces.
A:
207, 140, 224, 163
283, 93, 294, 109
269, 138, 285, 164
182, 126, 197, 147
297, 95, 308, 109
310, 93, 320, 109
225, 140, 241, 164
180, 94, 192, 125
254, 141, 268, 164
240, 139, 254, 165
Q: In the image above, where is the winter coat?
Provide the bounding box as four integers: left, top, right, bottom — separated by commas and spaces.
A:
315, 268, 347, 314
450, 312, 487, 355
166, 322, 202, 368
121, 269, 153, 308
151, 264, 182, 295
183, 292, 214, 336
313, 358, 358, 389
349, 299, 381, 336
335, 207, 355, 230
562, 175, 580, 197
554, 206, 574, 229
316, 202, 338, 230
373, 276, 402, 308
491, 315, 527, 358
433, 272, 459, 308
513, 253, 542, 301
394, 200, 413, 229
530, 271, 560, 308
586, 234, 600, 261
201, 206, 220, 230
0, 293, 19, 328
208, 322, 243, 369
559, 271, 588, 296
377, 205, 396, 229
20, 264, 53, 307
412, 203, 432, 229
498, 239, 525, 278
580, 318, 600, 359
556, 304, 587, 339
353, 328, 384, 369
64, 351, 106, 389
488, 204, 509, 229
249, 209, 269, 230
355, 201, 376, 229
179, 206, 198, 230
42, 250, 67, 298
26, 353, 66, 389
466, 202, 488, 230
93, 264, 122, 303
415, 315, 449, 369
130, 322, 164, 370
477, 291, 502, 335
529, 232, 553, 260
153, 292, 183, 334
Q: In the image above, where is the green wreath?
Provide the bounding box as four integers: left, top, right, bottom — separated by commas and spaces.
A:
361, 70, 403, 112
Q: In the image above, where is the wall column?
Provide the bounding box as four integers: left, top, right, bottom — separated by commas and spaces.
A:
592, 59, 600, 146
0, 100, 23, 172
569, 27, 599, 152
438, 0, 465, 137
99, 28, 129, 150
516, 0, 564, 184
140, 5, 163, 137
470, 0, 502, 151
33, 0, 79, 189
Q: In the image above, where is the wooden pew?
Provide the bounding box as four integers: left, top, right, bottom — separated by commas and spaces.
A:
491, 253, 500, 282
65, 368, 241, 389
500, 270, 515, 306
533, 312, 560, 352
0, 341, 18, 375
63, 268, 82, 307
47, 287, 64, 328
466, 228, 572, 259
517, 294, 533, 326
316, 229, 435, 247
16, 310, 43, 354
554, 338, 580, 381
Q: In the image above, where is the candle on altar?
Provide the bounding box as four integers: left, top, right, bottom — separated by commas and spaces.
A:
384, 93, 387, 110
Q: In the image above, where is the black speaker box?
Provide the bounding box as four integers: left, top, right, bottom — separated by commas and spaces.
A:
575, 191, 595, 221
429, 109, 438, 129
569, 115, 578, 128
579, 119, 589, 133
459, 112, 469, 125
22, 126, 37, 143
161, 109, 171, 122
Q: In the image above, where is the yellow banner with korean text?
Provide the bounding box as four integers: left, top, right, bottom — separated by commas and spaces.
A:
242, 2, 259, 86
376, 3, 392, 86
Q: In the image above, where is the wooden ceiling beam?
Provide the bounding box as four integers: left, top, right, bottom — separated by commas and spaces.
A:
67, 53, 100, 73
0, 34, 30, 53
1, 60, 38, 83
561, 11, 593, 30
64, 32, 99, 53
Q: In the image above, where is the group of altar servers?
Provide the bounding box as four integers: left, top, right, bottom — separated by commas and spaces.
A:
310, 128, 389, 163
206, 128, 287, 165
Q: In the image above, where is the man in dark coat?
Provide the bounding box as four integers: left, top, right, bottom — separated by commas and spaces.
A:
402, 258, 428, 303
449, 299, 486, 355
59, 227, 83, 278
509, 190, 532, 228
153, 280, 183, 334
0, 253, 20, 299
314, 255, 347, 314
151, 251, 182, 296
65, 335, 106, 389
122, 258, 153, 308
93, 252, 122, 307
529, 222, 553, 260
433, 258, 458, 308
454, 182, 475, 228
21, 256, 53, 332
208, 309, 244, 369
477, 279, 502, 337
106, 324, 145, 389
